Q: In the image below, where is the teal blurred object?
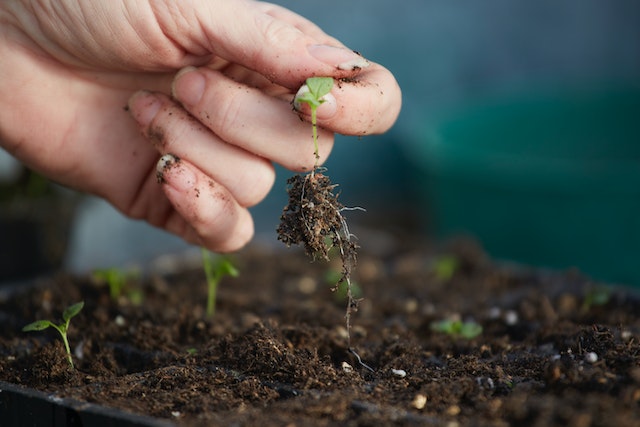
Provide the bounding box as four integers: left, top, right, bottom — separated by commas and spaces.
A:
412, 85, 640, 286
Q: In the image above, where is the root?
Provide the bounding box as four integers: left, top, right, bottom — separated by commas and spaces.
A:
277, 168, 361, 349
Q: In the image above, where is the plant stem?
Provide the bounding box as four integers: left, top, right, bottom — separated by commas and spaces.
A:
53, 324, 73, 368
62, 334, 73, 368
311, 105, 320, 168
202, 248, 217, 317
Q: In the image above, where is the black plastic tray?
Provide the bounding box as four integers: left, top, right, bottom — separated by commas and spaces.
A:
0, 381, 174, 427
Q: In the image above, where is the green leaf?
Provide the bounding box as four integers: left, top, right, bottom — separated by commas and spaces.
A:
295, 90, 321, 108
430, 319, 482, 339
306, 77, 334, 100
295, 77, 334, 109
217, 259, 239, 278
430, 319, 456, 334
23, 320, 53, 332
432, 255, 459, 281
459, 322, 483, 339
63, 301, 84, 322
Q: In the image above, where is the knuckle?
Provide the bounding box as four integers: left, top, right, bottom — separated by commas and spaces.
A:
258, 13, 301, 49
218, 98, 244, 134
237, 160, 275, 207
199, 208, 254, 253
205, 86, 245, 137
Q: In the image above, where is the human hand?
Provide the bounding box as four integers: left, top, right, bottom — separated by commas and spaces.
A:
0, 0, 401, 252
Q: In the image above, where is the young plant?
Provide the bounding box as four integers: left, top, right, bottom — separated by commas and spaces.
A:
201, 249, 239, 317
430, 318, 483, 339
22, 301, 84, 368
581, 287, 612, 313
92, 267, 142, 304
293, 76, 334, 166
278, 76, 362, 355
431, 255, 460, 281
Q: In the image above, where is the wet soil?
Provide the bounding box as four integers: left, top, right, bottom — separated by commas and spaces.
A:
1, 232, 639, 426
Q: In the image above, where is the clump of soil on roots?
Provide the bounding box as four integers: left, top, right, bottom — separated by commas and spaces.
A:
277, 170, 357, 265
277, 169, 361, 347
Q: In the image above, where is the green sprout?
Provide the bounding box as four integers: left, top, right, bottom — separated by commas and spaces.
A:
430, 318, 482, 339
581, 287, 612, 313
431, 255, 460, 281
22, 301, 84, 368
294, 76, 334, 166
92, 267, 142, 304
201, 249, 239, 317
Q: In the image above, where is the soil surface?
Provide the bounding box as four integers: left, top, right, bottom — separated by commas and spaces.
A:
1, 231, 639, 426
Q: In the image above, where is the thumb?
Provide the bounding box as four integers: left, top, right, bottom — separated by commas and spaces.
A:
155, 0, 369, 88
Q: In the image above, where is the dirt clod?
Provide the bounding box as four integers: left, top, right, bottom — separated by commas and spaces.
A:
277, 171, 356, 264
277, 170, 359, 295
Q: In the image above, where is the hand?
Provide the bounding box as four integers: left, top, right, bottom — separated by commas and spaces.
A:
0, 0, 401, 252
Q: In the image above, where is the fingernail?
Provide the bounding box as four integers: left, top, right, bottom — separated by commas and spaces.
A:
128, 91, 162, 126
156, 154, 196, 191
172, 66, 205, 106
308, 44, 370, 70
293, 85, 337, 119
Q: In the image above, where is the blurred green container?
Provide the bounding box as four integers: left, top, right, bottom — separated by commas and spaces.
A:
413, 85, 640, 286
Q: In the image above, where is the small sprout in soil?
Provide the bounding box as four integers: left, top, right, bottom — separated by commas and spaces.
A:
22, 301, 84, 368
431, 255, 459, 281
201, 249, 239, 317
430, 318, 483, 339
581, 287, 611, 313
278, 76, 362, 354
92, 267, 142, 304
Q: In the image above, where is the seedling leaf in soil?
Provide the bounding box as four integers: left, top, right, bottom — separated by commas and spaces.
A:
430, 318, 483, 339
22, 301, 84, 368
581, 287, 612, 313
92, 267, 142, 304
278, 76, 364, 362
201, 249, 239, 317
431, 255, 460, 281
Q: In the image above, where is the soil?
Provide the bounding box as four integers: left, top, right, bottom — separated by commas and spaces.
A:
277, 171, 352, 263
1, 230, 639, 426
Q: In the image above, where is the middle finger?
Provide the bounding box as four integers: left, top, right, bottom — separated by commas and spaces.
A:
171, 67, 335, 172
128, 91, 275, 208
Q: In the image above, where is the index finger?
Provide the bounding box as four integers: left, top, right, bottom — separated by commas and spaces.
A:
154, 0, 370, 89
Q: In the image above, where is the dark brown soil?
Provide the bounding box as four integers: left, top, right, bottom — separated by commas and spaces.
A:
277, 170, 358, 266
1, 232, 639, 426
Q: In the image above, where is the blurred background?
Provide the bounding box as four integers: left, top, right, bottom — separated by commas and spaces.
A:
1, 0, 639, 285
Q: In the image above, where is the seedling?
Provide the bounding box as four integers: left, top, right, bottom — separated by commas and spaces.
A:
201, 249, 239, 317
430, 318, 483, 339
278, 76, 362, 355
293, 76, 334, 165
431, 255, 460, 281
92, 267, 142, 304
22, 301, 84, 368
581, 287, 612, 313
